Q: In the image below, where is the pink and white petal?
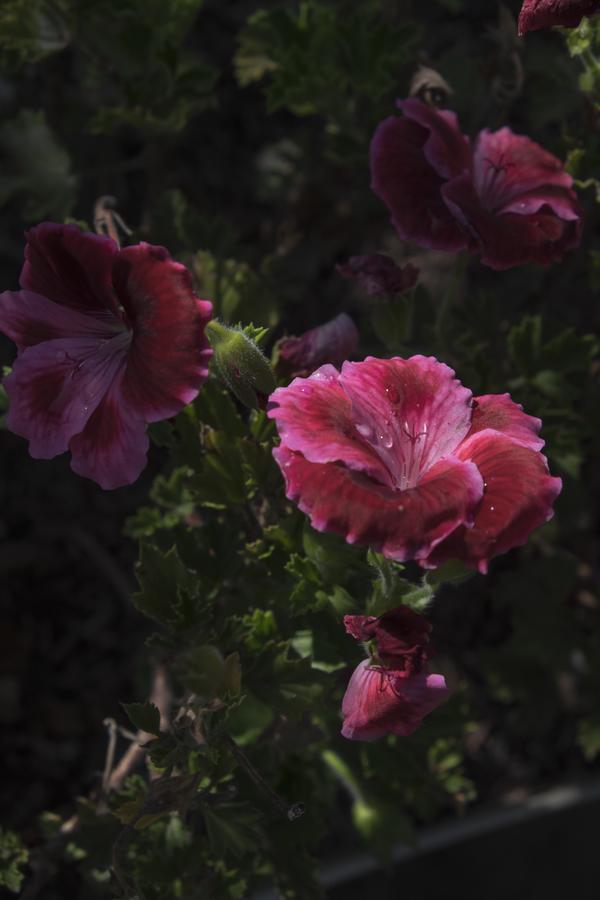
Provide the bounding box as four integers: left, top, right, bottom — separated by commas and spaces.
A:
370, 115, 469, 253
397, 98, 472, 180
20, 223, 119, 318
518, 0, 600, 34
473, 128, 574, 212
4, 333, 129, 459
339, 356, 474, 490
274, 445, 483, 562
466, 393, 544, 450
427, 429, 562, 573
112, 244, 213, 422
69, 377, 149, 490
341, 660, 449, 741
269, 368, 393, 487
0, 289, 122, 352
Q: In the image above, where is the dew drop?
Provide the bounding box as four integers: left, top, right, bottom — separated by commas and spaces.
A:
356, 423, 372, 439
489, 505, 495, 512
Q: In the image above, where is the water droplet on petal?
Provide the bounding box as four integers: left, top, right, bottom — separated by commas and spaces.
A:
356, 423, 372, 439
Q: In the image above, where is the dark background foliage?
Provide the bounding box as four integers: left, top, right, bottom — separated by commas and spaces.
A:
1, 0, 600, 897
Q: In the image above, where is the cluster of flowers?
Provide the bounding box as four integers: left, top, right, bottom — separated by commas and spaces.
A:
0, 0, 589, 741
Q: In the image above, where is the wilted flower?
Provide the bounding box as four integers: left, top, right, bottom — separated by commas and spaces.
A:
274, 312, 359, 378
268, 355, 561, 573
370, 98, 582, 270
518, 0, 600, 33
336, 254, 419, 299
0, 223, 212, 489
341, 605, 449, 741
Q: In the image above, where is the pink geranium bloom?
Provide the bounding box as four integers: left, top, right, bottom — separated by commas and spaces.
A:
0, 223, 212, 489
274, 313, 359, 379
370, 98, 582, 270
518, 0, 600, 33
341, 605, 449, 741
268, 355, 561, 573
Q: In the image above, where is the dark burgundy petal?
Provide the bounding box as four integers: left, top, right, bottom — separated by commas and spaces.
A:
374, 606, 433, 671
518, 0, 600, 34
336, 254, 419, 298
3, 333, 129, 459
427, 429, 562, 573
273, 445, 483, 563
341, 660, 449, 741
268, 366, 393, 487
20, 223, 120, 318
442, 172, 582, 269
344, 615, 378, 642
467, 394, 544, 450
396, 98, 472, 180
0, 289, 122, 352
69, 375, 149, 490
370, 113, 469, 253
275, 313, 359, 378
112, 243, 212, 423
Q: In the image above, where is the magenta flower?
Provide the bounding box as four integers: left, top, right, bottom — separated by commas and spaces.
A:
0, 223, 212, 489
518, 0, 600, 33
268, 355, 561, 573
274, 313, 359, 379
370, 98, 582, 270
336, 253, 419, 299
341, 605, 449, 741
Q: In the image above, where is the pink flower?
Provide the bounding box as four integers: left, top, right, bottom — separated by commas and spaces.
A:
370, 98, 582, 270
0, 223, 212, 489
336, 253, 419, 298
518, 0, 600, 33
274, 313, 359, 379
268, 355, 562, 573
341, 605, 448, 741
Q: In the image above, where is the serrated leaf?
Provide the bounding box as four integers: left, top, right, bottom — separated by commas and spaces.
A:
122, 702, 161, 736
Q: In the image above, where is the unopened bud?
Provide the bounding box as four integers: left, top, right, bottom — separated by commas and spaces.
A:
206, 320, 276, 409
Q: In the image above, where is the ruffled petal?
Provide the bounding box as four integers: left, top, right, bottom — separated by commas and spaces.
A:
273, 445, 483, 562
275, 313, 359, 378
518, 0, 599, 34
341, 660, 449, 741
20, 223, 119, 318
269, 367, 393, 487
4, 333, 129, 458
370, 111, 469, 253
467, 393, 544, 450
113, 243, 213, 422
396, 98, 472, 180
0, 289, 122, 352
427, 428, 562, 573
69, 376, 149, 490
442, 172, 582, 269
339, 356, 474, 489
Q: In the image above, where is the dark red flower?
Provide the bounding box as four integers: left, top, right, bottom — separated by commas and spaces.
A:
268, 356, 561, 573
274, 313, 359, 378
0, 223, 212, 489
518, 0, 600, 34
336, 254, 419, 298
344, 605, 432, 672
370, 98, 582, 270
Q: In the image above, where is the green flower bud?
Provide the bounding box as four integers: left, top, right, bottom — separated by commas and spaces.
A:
206, 320, 276, 409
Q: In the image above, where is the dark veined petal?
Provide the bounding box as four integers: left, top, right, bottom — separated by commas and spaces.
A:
273, 444, 483, 563
518, 0, 600, 34
426, 428, 562, 573
336, 253, 419, 298
275, 313, 359, 378
113, 243, 213, 423
3, 333, 129, 459
345, 606, 433, 672
467, 393, 544, 450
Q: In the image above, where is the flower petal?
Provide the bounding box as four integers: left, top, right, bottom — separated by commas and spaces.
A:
4, 333, 129, 458
69, 376, 149, 490
370, 109, 469, 253
273, 445, 483, 562
339, 356, 474, 489
269, 367, 393, 487
341, 660, 449, 741
275, 313, 359, 378
518, 0, 599, 34
113, 243, 213, 422
467, 393, 544, 450
0, 289, 122, 352
20, 223, 119, 318
396, 98, 471, 180
345, 606, 433, 671
336, 254, 419, 298
427, 429, 562, 573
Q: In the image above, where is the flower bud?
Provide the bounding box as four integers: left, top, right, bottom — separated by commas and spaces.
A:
206, 320, 276, 409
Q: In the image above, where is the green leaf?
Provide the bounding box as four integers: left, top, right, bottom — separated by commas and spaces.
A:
122, 702, 161, 736
133, 542, 197, 626
201, 802, 264, 860
0, 828, 29, 894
